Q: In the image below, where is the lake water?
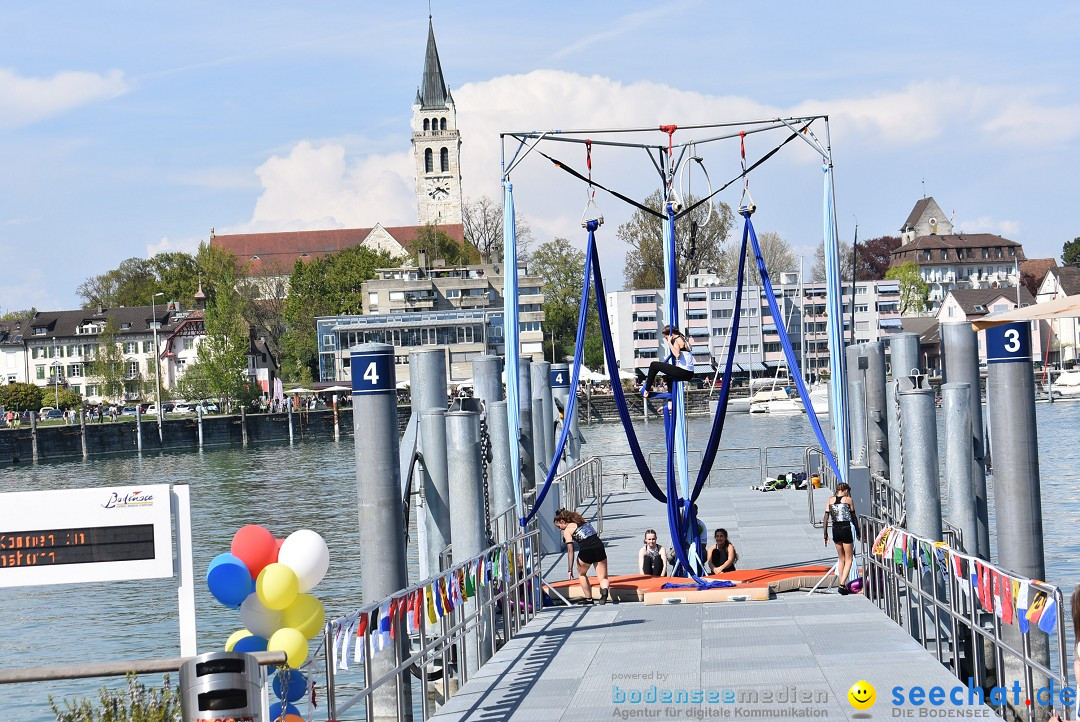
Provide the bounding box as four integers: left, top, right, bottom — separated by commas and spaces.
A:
1, 402, 1077, 721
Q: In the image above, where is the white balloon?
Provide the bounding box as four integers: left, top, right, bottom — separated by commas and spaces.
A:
239, 592, 283, 638
278, 529, 330, 593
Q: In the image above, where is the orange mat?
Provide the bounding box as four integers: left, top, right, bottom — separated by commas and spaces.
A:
544, 566, 833, 604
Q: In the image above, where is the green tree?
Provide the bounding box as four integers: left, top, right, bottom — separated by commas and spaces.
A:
885, 261, 930, 314
412, 225, 480, 266
0, 308, 35, 321
620, 190, 734, 289
78, 252, 205, 310
282, 246, 401, 380
197, 262, 251, 409
0, 382, 43, 412
88, 318, 128, 402
529, 238, 586, 362
1062, 237, 1080, 266
48, 386, 83, 411
174, 359, 214, 403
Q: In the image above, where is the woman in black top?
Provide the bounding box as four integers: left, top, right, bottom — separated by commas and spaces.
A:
554, 508, 610, 604
823, 482, 859, 595
638, 529, 667, 577
706, 528, 738, 574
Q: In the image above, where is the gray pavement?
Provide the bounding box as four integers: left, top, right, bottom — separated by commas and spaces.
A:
431, 485, 983, 720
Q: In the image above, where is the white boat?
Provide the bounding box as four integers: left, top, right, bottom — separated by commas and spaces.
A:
1051, 370, 1080, 397
798, 382, 829, 414
748, 387, 802, 414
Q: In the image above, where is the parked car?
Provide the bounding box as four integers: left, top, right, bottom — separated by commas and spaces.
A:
198, 400, 220, 414
145, 404, 166, 416
38, 406, 56, 421
41, 408, 65, 421
172, 403, 194, 414
121, 406, 138, 416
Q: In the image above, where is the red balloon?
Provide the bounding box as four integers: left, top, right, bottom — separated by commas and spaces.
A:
274, 537, 285, 562
231, 525, 277, 579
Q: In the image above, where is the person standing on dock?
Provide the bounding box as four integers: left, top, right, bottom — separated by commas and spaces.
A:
554, 508, 611, 604
823, 482, 859, 595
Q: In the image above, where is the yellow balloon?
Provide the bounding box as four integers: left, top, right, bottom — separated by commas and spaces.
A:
257, 563, 299, 611
281, 594, 326, 640
225, 629, 252, 652
268, 627, 308, 667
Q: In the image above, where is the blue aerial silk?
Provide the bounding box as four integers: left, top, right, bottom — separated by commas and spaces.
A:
821, 166, 849, 481
503, 181, 524, 522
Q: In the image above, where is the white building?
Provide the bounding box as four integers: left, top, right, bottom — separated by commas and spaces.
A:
607, 272, 904, 379
1035, 266, 1080, 367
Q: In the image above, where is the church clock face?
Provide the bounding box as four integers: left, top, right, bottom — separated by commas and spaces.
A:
427, 180, 450, 201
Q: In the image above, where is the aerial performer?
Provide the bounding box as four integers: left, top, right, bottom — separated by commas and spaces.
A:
642, 326, 695, 398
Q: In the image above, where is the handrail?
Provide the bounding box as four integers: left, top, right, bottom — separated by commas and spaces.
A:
556, 456, 604, 534
0, 651, 287, 684
804, 446, 838, 527
323, 522, 543, 720
860, 516, 1069, 722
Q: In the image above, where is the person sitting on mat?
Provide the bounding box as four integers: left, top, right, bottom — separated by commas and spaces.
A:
823, 482, 859, 595
638, 529, 667, 577
642, 326, 695, 398
554, 508, 610, 604
706, 528, 739, 574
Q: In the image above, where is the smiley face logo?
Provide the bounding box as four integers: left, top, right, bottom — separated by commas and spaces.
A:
848, 680, 876, 710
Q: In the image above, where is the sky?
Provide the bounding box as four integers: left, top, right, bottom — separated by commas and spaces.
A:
1, 1, 1078, 313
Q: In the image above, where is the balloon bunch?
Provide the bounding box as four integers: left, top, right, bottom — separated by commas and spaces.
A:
206, 525, 330, 722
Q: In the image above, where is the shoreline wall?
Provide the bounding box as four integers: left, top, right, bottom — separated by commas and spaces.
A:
0, 390, 715, 465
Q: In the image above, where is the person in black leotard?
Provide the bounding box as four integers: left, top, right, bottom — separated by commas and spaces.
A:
822, 482, 859, 594
706, 528, 738, 574
638, 529, 667, 576
554, 508, 610, 604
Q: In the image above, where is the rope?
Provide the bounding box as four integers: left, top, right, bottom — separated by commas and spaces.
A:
538, 150, 665, 219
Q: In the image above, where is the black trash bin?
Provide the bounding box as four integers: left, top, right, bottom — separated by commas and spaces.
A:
179, 651, 263, 721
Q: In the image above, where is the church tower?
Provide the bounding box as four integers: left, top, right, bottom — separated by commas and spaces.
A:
413, 18, 463, 227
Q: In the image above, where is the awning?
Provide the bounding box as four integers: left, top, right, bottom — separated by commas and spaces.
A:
746, 362, 766, 372
763, 360, 783, 368
970, 294, 1080, 331
878, 319, 903, 329
693, 364, 714, 375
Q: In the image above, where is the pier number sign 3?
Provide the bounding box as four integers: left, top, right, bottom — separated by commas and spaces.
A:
0, 484, 173, 587
986, 321, 1031, 364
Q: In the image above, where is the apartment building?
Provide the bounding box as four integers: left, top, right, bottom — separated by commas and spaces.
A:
316, 262, 545, 383
607, 272, 903, 379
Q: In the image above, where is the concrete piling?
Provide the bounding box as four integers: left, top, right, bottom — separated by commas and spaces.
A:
517, 358, 534, 494
862, 341, 889, 479
940, 322, 990, 561
350, 343, 412, 720
897, 376, 942, 541
846, 345, 868, 466
889, 332, 922, 390
411, 348, 450, 582
942, 382, 977, 554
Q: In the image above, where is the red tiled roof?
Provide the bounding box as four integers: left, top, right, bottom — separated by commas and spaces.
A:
210, 223, 466, 275
1020, 258, 1058, 287
891, 233, 1026, 267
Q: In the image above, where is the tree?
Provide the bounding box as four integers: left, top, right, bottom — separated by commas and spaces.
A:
717, 230, 796, 282
0, 382, 43, 412
461, 195, 535, 263
87, 318, 128, 402
196, 262, 251, 409
0, 308, 35, 321
620, 191, 734, 289
527, 238, 586, 363
413, 225, 480, 266
855, 235, 902, 280
78, 252, 205, 310
1063, 237, 1080, 267
51, 386, 83, 411
885, 261, 930, 314
282, 245, 402, 380
811, 239, 854, 283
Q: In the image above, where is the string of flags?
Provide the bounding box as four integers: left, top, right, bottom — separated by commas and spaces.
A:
329, 545, 517, 671
870, 526, 1059, 634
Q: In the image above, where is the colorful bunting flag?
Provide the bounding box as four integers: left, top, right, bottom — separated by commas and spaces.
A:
991, 571, 1003, 619
354, 612, 368, 664
374, 603, 392, 653
426, 585, 438, 624
1038, 592, 1058, 633
1017, 582, 1031, 633
872, 527, 891, 556
1026, 590, 1049, 629
1001, 575, 1014, 625
432, 582, 444, 618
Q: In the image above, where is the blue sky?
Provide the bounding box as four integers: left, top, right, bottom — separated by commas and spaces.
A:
2, 1, 1078, 312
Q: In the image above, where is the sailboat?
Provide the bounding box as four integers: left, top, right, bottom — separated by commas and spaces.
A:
748, 369, 802, 414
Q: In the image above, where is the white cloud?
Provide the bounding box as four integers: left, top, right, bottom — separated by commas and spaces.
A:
235, 71, 1077, 272
0, 68, 128, 130
953, 216, 1021, 238
147, 236, 201, 257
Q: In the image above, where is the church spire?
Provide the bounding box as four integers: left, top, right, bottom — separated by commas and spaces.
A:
417, 17, 452, 110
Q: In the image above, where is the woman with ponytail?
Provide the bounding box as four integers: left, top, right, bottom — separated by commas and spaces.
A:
554, 508, 610, 604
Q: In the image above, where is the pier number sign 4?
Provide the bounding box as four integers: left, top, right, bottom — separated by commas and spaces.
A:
0, 484, 173, 587
352, 347, 395, 395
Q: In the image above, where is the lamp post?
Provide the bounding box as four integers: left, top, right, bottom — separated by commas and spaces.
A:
52, 360, 61, 410
151, 292, 164, 441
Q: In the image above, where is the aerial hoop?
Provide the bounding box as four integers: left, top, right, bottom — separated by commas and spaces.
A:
677, 146, 713, 228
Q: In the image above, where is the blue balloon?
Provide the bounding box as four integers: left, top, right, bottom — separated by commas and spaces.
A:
207, 553, 253, 608
232, 634, 268, 653
269, 701, 299, 720
272, 668, 307, 703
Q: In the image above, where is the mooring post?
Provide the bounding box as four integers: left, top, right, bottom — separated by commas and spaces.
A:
410, 348, 449, 581
351, 343, 412, 720
898, 375, 942, 541
80, 410, 88, 460
471, 355, 503, 408
517, 358, 535, 494
846, 344, 868, 466
240, 407, 248, 448
135, 406, 143, 452
889, 332, 922, 390
984, 321, 1050, 715
863, 341, 889, 479
196, 406, 204, 449
30, 413, 37, 463
530, 362, 550, 489
472, 355, 504, 537
940, 322, 990, 561
446, 410, 493, 671
884, 381, 902, 492
286, 399, 294, 444
942, 382, 977, 554
549, 363, 570, 473
486, 401, 515, 543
